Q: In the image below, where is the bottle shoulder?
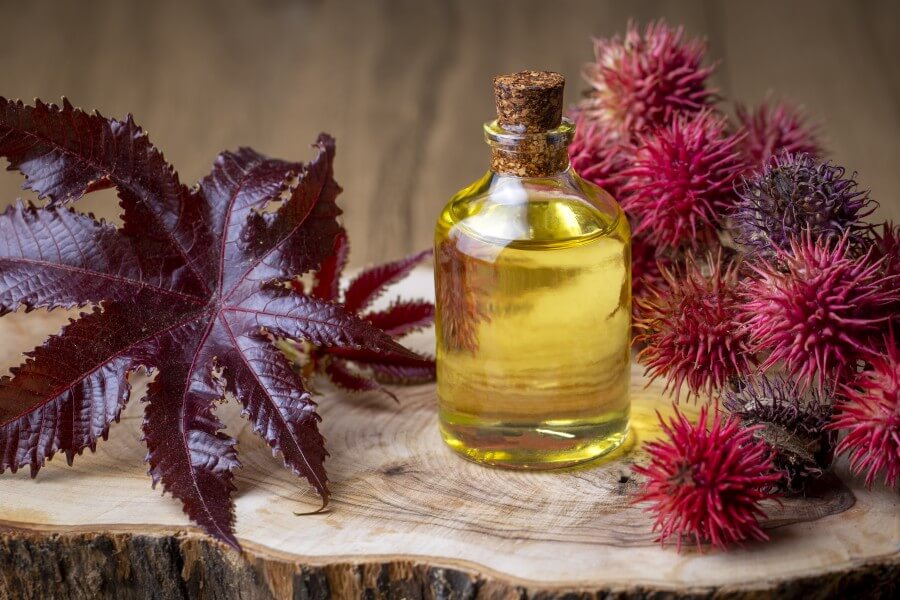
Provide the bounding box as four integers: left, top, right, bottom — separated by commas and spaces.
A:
436, 169, 629, 249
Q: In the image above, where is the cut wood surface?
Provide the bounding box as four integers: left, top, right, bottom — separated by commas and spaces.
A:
0, 269, 897, 600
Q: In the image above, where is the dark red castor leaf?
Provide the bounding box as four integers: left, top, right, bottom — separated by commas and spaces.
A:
283, 229, 435, 399
0, 98, 415, 549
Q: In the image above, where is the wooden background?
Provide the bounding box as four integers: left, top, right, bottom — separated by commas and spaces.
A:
1, 0, 899, 265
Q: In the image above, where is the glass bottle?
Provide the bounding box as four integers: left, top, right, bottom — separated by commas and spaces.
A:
434, 71, 631, 469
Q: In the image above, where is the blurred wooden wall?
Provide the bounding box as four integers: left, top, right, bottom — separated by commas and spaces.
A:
1, 0, 898, 264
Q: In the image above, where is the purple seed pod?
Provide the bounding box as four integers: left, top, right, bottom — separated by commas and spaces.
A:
724, 375, 836, 494
731, 153, 876, 256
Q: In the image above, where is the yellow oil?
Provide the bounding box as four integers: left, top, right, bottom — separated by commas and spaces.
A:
435, 171, 631, 469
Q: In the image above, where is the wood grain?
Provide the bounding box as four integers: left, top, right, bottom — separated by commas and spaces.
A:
0, 0, 898, 266
0, 269, 897, 599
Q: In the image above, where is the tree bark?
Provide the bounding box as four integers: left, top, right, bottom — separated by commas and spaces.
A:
1, 529, 897, 600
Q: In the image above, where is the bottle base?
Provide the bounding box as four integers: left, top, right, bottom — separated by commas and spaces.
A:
438, 412, 629, 470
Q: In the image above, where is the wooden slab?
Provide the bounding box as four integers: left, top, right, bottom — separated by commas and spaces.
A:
0, 268, 897, 599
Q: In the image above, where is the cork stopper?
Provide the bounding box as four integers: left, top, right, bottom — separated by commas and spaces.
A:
488, 71, 571, 176
493, 71, 565, 133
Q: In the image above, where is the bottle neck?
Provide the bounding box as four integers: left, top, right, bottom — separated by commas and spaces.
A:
484, 118, 574, 177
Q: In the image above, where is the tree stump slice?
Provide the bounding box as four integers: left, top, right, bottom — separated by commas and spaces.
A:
0, 268, 897, 600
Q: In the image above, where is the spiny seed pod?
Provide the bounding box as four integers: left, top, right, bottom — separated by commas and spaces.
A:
829, 336, 899, 489
735, 100, 823, 168
731, 154, 875, 256
871, 222, 900, 274
568, 113, 630, 197
634, 406, 782, 551
724, 375, 835, 494
620, 112, 747, 250
579, 20, 717, 135
635, 252, 754, 401
742, 233, 898, 393
869, 222, 900, 334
